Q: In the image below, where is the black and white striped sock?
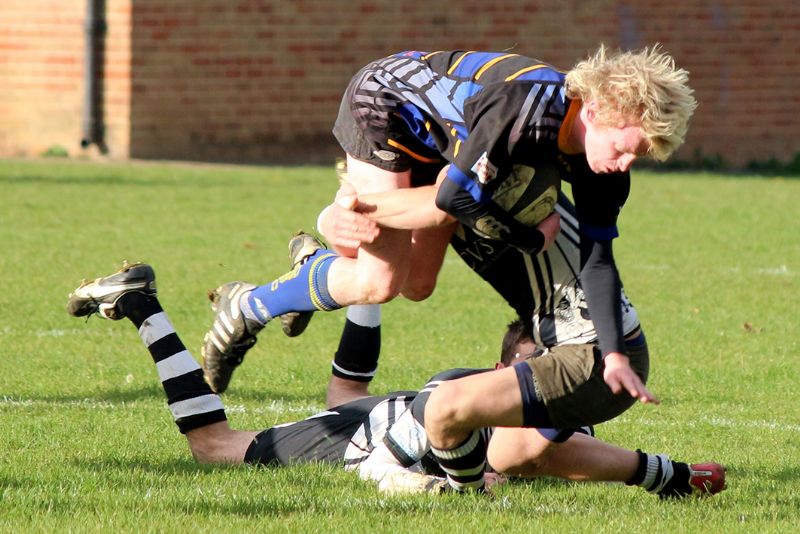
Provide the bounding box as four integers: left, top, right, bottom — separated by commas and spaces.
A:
118, 292, 227, 434
626, 450, 691, 496
430, 430, 487, 492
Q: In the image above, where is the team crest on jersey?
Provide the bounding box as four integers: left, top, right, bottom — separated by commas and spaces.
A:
373, 149, 399, 161
471, 152, 498, 185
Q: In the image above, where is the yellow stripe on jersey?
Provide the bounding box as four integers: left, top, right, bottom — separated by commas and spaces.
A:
422, 51, 444, 61
447, 51, 474, 75
386, 139, 442, 163
474, 53, 518, 80
454, 139, 462, 157
505, 64, 547, 81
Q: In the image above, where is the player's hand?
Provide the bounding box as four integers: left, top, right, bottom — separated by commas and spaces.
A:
333, 179, 378, 218
334, 179, 357, 203
536, 212, 561, 251
317, 196, 380, 254
603, 352, 659, 404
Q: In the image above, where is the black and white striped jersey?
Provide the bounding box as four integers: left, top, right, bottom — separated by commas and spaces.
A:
244, 393, 418, 469
450, 194, 639, 347
342, 394, 418, 472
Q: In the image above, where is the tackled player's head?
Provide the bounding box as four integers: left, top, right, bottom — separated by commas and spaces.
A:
498, 319, 540, 368
565, 44, 697, 162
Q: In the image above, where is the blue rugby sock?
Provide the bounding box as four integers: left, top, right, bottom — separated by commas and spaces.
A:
245, 249, 341, 324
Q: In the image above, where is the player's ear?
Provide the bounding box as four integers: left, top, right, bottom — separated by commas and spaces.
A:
584, 100, 600, 125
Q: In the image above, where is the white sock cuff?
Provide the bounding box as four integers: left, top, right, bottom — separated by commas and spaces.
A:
644, 453, 674, 493
431, 430, 481, 460
331, 360, 377, 378
169, 394, 225, 421
346, 304, 381, 327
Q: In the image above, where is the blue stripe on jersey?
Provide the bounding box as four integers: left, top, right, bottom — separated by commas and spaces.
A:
451, 122, 468, 140
424, 76, 468, 123
513, 67, 564, 83
579, 222, 620, 241
451, 80, 483, 114
397, 102, 438, 149
446, 165, 491, 203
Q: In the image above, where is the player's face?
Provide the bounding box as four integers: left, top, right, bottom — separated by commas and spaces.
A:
580, 101, 650, 174
584, 121, 649, 174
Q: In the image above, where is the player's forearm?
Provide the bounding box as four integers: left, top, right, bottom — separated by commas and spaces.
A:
356, 186, 455, 229
580, 239, 625, 356
436, 178, 545, 255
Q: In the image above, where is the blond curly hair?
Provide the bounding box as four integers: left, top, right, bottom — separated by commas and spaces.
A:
565, 44, 697, 161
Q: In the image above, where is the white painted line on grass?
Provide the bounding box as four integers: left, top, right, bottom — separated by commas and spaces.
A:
3, 396, 799, 434
618, 413, 800, 434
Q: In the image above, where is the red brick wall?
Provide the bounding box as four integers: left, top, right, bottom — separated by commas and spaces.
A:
0, 0, 131, 157
0, 0, 84, 157
2, 0, 799, 168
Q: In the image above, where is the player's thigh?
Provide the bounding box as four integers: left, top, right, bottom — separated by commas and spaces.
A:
344, 154, 414, 288
531, 344, 633, 428
345, 154, 411, 193
428, 367, 524, 430
401, 222, 457, 301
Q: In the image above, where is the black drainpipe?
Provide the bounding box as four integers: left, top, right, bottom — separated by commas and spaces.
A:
81, 0, 107, 152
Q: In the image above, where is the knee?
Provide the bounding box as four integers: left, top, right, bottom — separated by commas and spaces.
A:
400, 280, 436, 302
355, 273, 403, 304
486, 435, 555, 477
361, 282, 401, 304
424, 383, 468, 444
487, 450, 543, 477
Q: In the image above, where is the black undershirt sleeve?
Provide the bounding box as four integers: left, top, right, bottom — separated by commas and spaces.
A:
579, 237, 625, 356
436, 177, 545, 255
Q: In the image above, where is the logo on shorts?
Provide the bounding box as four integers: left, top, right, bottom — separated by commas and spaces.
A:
475, 215, 510, 238
471, 152, 498, 185
373, 149, 399, 161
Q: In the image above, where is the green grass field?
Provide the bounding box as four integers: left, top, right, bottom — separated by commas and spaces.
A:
1, 158, 798, 533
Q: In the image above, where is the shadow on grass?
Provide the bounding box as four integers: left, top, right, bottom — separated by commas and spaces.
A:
0, 171, 261, 189
75, 455, 206, 476
0, 169, 283, 189
0, 173, 171, 188
770, 466, 800, 483
66, 458, 358, 517
16, 383, 325, 407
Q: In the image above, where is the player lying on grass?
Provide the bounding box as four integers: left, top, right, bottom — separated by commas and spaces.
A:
66, 263, 725, 497
201, 44, 696, 407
